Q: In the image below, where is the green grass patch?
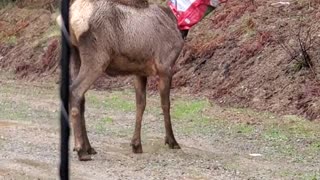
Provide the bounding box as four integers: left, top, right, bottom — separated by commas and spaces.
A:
279, 170, 320, 180
87, 93, 105, 108
2, 35, 17, 45
171, 99, 217, 134
172, 99, 210, 121
87, 90, 136, 112
309, 141, 320, 152
263, 128, 289, 142
278, 144, 296, 156
281, 115, 319, 138
298, 172, 320, 180
103, 94, 135, 112
259, 115, 320, 160
0, 99, 57, 122
95, 117, 113, 134
0, 100, 33, 121
232, 123, 254, 135
102, 117, 113, 123
171, 99, 258, 136
0, 81, 57, 98
177, 117, 216, 134
262, 115, 320, 142
0, 82, 58, 123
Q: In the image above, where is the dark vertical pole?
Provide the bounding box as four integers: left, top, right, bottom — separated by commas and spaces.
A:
59, 0, 70, 179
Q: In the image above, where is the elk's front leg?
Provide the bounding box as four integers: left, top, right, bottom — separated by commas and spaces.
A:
70, 95, 92, 161
71, 47, 97, 155
80, 97, 97, 155
70, 45, 109, 161
131, 76, 147, 153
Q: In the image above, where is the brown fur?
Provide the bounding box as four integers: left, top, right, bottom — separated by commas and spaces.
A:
67, 0, 184, 161
112, 0, 149, 8
70, 0, 149, 8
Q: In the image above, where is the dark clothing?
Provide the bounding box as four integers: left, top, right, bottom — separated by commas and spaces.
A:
180, 29, 189, 39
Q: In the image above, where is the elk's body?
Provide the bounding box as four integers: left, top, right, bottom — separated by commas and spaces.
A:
60, 0, 184, 160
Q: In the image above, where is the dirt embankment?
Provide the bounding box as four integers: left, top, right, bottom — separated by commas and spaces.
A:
173, 0, 320, 120
0, 1, 60, 80
0, 0, 320, 120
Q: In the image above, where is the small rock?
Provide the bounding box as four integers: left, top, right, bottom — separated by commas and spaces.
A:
249, 153, 262, 157
271, 2, 290, 7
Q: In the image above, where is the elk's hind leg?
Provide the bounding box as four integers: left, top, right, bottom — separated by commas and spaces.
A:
131, 76, 147, 153
156, 43, 183, 150
159, 73, 180, 149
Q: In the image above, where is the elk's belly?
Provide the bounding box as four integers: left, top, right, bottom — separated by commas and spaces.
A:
105, 56, 158, 77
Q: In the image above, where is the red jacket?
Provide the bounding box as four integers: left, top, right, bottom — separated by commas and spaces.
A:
168, 0, 227, 30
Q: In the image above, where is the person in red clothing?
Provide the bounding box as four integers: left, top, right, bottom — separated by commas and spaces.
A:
168, 0, 227, 39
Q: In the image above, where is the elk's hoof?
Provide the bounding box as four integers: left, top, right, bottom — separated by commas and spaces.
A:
78, 151, 92, 161
88, 147, 97, 155
73, 147, 97, 155
168, 143, 181, 149
165, 138, 181, 149
74, 147, 95, 161
131, 143, 143, 154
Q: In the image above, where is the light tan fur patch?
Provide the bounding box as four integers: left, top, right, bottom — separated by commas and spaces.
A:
69, 0, 94, 41
56, 15, 62, 27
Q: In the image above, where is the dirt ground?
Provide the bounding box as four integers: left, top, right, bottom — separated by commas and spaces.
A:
0, 78, 320, 179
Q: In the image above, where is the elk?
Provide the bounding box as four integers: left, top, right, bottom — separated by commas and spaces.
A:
57, 0, 184, 161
